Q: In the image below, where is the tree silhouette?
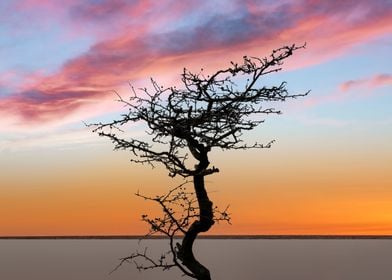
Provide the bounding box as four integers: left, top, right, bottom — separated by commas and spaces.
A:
92, 44, 308, 280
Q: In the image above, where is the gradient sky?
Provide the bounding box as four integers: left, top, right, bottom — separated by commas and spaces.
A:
0, 0, 391, 236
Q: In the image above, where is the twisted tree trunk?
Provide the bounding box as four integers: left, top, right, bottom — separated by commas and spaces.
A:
179, 173, 214, 280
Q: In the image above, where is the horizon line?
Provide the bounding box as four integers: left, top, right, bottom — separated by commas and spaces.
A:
1, 235, 392, 240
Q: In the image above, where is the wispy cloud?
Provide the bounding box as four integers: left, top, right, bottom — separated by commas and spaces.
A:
0, 0, 391, 130
0, 120, 147, 152
296, 116, 352, 127
0, 128, 97, 152
296, 72, 392, 111
340, 74, 392, 92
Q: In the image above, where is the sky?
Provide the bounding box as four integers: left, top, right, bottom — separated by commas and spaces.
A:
0, 0, 391, 236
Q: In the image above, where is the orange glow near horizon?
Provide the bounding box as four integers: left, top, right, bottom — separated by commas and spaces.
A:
1, 138, 391, 236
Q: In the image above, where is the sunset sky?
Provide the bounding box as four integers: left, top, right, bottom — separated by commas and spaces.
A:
1, 0, 391, 236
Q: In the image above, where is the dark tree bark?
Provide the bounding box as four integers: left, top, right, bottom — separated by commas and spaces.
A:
175, 135, 215, 279
178, 174, 214, 280
91, 44, 309, 279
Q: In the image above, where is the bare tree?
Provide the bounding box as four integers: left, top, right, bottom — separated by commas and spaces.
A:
91, 44, 308, 280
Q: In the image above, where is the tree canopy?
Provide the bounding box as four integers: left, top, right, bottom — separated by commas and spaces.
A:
93, 44, 308, 177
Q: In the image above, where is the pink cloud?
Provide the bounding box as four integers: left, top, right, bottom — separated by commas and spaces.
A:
0, 89, 103, 123
1, 0, 391, 130
340, 74, 392, 92
0, 71, 18, 87
10, 0, 201, 41
370, 74, 392, 88
298, 73, 392, 111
